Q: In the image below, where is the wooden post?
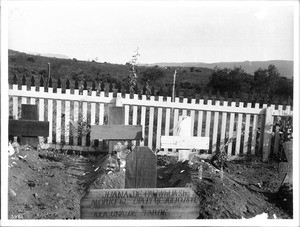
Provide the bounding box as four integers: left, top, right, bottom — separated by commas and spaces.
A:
108, 106, 125, 154
262, 107, 274, 162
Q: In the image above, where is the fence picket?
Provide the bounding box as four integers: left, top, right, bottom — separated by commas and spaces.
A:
156, 96, 163, 149
91, 92, 96, 126
13, 84, 19, 119
48, 87, 54, 144
164, 97, 171, 152
65, 89, 71, 145
82, 90, 88, 146
197, 99, 204, 137
172, 97, 179, 152
220, 101, 228, 148
56, 88, 62, 144
227, 101, 236, 156
243, 103, 252, 154
235, 102, 243, 155
250, 103, 260, 155
39, 87, 45, 121
124, 93, 130, 125
182, 98, 188, 116
132, 94, 138, 125
274, 105, 283, 156
140, 95, 147, 146
21, 85, 27, 104
258, 104, 268, 154
205, 100, 212, 138
148, 96, 155, 149
73, 89, 79, 146
190, 99, 196, 136
99, 91, 105, 125
212, 101, 220, 153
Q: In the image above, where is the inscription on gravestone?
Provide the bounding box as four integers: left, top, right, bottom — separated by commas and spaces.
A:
80, 188, 200, 219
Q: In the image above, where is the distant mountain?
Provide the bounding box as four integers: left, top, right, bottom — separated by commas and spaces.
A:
27, 52, 70, 59
143, 60, 293, 78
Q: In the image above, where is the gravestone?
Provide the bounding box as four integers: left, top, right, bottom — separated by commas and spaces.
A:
80, 187, 200, 219
9, 104, 49, 147
125, 146, 157, 188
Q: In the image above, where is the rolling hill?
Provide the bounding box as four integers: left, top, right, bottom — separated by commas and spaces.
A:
143, 60, 294, 79
8, 49, 213, 92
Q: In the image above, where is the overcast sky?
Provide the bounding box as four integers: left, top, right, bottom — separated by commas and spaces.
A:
7, 1, 295, 64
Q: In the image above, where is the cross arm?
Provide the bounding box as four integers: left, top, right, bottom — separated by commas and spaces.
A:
90, 125, 143, 140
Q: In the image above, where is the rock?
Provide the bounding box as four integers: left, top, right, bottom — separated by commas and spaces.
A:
9, 189, 17, 197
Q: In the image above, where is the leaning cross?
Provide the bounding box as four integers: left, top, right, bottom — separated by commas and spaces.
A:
9, 104, 49, 147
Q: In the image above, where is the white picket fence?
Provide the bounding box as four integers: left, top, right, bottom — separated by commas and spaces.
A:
8, 84, 293, 159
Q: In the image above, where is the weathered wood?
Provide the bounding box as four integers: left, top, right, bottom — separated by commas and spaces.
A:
125, 146, 157, 188
90, 125, 142, 140
80, 188, 200, 219
161, 136, 209, 150
9, 120, 49, 137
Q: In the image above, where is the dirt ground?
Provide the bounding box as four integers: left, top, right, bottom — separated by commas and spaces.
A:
8, 146, 293, 219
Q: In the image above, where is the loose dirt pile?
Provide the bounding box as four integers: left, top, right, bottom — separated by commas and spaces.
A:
8, 147, 88, 219
8, 147, 292, 219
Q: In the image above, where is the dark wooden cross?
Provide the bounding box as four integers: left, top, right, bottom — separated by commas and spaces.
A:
9, 104, 49, 147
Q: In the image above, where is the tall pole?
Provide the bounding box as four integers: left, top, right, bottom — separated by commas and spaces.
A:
48, 62, 51, 80
172, 70, 177, 102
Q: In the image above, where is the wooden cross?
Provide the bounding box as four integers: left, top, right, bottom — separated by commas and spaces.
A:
9, 104, 49, 147
90, 106, 143, 154
158, 116, 209, 161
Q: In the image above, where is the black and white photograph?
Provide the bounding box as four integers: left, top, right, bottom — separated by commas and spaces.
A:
1, 0, 299, 226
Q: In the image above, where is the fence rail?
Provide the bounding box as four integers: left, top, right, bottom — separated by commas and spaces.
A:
8, 80, 293, 159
